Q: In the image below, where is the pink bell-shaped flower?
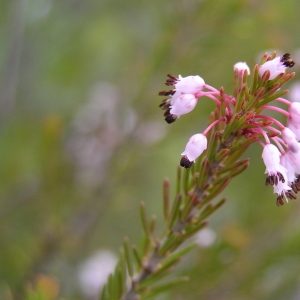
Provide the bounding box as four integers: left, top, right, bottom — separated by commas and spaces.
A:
159, 74, 206, 124
262, 144, 287, 186
288, 102, 300, 125
281, 127, 300, 153
180, 134, 207, 168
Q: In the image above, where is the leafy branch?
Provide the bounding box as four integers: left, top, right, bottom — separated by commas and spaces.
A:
100, 51, 297, 300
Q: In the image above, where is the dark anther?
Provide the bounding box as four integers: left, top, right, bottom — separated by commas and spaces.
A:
165, 74, 178, 86
167, 74, 178, 80
286, 190, 297, 200
266, 175, 276, 186
161, 104, 170, 111
158, 90, 175, 96
265, 176, 272, 186
295, 181, 300, 192
164, 109, 171, 117
276, 195, 284, 207
266, 173, 285, 187
180, 156, 193, 169
159, 99, 168, 107
165, 114, 176, 124
281, 53, 295, 68
291, 182, 298, 193
277, 172, 285, 183
159, 99, 171, 111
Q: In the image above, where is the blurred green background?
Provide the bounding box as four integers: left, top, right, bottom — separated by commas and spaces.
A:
1, 0, 300, 299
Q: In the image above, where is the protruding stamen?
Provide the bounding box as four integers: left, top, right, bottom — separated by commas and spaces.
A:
265, 171, 285, 186
165, 74, 178, 86
165, 114, 177, 124
164, 109, 171, 117
285, 190, 297, 200
159, 90, 175, 96
159, 99, 170, 108
180, 155, 193, 169
276, 195, 284, 206
281, 53, 295, 68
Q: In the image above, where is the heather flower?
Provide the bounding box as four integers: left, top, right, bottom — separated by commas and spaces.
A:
289, 81, 300, 102
163, 93, 198, 123
234, 62, 250, 77
180, 134, 207, 168
169, 94, 198, 117
262, 144, 287, 186
259, 53, 295, 80
287, 120, 300, 141
280, 151, 297, 183
281, 127, 300, 153
159, 74, 207, 123
288, 102, 300, 125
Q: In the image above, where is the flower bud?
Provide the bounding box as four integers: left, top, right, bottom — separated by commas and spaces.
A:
234, 62, 250, 77
259, 54, 294, 80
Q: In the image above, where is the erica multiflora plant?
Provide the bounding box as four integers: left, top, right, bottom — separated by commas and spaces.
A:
100, 51, 297, 300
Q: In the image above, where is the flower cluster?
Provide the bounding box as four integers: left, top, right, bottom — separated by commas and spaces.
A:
159, 52, 298, 206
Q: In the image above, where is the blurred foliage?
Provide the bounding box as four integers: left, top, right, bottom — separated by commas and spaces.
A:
1, 0, 300, 299
24, 275, 59, 300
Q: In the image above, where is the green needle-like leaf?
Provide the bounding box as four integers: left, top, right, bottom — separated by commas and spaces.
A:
169, 194, 182, 230
163, 178, 170, 223
143, 277, 189, 299
124, 237, 134, 278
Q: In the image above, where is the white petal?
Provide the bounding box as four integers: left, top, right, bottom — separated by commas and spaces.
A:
181, 134, 207, 162
262, 144, 281, 173
289, 102, 300, 125
170, 94, 197, 116
281, 127, 300, 153
234, 62, 250, 77
175, 75, 205, 95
